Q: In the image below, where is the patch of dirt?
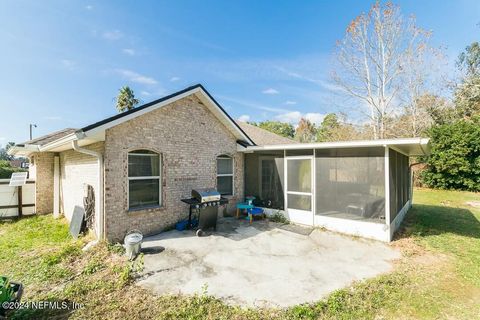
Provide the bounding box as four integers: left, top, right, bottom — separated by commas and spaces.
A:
466, 201, 480, 208
391, 235, 425, 257
440, 200, 452, 207
410, 251, 450, 267
391, 235, 450, 270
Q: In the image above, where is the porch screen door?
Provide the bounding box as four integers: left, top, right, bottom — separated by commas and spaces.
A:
285, 157, 314, 225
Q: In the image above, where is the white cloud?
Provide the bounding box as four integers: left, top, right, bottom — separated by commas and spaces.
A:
304, 113, 325, 125
0, 137, 5, 141
170, 76, 180, 82
140, 91, 151, 96
274, 111, 302, 124
102, 30, 123, 40
275, 66, 322, 85
316, 79, 346, 93
274, 111, 324, 126
262, 88, 279, 95
217, 95, 291, 113
276, 66, 345, 93
285, 100, 297, 105
85, 5, 93, 10
237, 114, 250, 122
61, 59, 76, 70
115, 69, 157, 85
122, 48, 135, 56
43, 116, 62, 120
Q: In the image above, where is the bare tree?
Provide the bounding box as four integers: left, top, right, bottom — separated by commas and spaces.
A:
333, 1, 432, 139
295, 118, 317, 142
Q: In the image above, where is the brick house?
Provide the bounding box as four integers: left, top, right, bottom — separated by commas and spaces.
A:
9, 84, 430, 242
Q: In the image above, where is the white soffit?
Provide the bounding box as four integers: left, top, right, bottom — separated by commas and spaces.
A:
242, 138, 430, 156
13, 85, 254, 155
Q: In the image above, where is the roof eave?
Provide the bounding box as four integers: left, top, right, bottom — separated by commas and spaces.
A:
81, 85, 255, 146
9, 85, 257, 154
7, 144, 41, 157
240, 138, 430, 156
195, 86, 255, 146
38, 132, 79, 152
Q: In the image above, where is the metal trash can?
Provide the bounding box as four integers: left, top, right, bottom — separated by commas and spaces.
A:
124, 230, 143, 260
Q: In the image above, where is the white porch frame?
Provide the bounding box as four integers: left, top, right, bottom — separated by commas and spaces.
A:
242, 138, 428, 242
284, 155, 315, 226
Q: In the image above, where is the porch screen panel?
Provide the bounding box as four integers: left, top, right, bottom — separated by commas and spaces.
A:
287, 159, 311, 193
389, 149, 398, 222
389, 149, 410, 223
244, 151, 284, 210
315, 147, 385, 223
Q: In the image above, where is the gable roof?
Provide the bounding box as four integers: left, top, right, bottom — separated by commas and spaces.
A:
9, 84, 255, 156
19, 128, 77, 146
78, 84, 255, 146
236, 121, 298, 146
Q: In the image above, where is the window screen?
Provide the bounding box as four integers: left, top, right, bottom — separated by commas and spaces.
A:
389, 149, 410, 222
217, 155, 233, 195
315, 147, 386, 223
128, 150, 161, 209
287, 159, 311, 193
244, 151, 284, 209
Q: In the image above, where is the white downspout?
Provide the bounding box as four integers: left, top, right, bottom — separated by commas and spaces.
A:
72, 140, 105, 240
53, 155, 60, 218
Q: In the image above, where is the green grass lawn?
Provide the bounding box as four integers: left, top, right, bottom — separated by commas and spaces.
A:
0, 188, 479, 319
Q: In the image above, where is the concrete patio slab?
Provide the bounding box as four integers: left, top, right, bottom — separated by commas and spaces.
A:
137, 218, 400, 307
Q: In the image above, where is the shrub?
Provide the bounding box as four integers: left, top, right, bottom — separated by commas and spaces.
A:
421, 118, 480, 191
269, 210, 289, 224
0, 160, 25, 179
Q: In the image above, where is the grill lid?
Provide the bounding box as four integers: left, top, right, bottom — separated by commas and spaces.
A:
192, 188, 221, 203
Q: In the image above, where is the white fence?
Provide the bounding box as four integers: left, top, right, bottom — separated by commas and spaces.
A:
0, 178, 35, 218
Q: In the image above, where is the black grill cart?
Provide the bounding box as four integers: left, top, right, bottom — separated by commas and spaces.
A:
181, 197, 229, 236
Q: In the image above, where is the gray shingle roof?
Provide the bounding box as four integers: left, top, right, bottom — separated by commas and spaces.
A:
235, 121, 298, 146
20, 122, 296, 148
21, 128, 77, 146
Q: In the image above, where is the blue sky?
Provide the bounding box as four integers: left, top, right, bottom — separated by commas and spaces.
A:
0, 0, 478, 144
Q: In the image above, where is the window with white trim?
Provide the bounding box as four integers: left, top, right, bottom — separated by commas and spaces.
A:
217, 155, 234, 196
128, 150, 161, 209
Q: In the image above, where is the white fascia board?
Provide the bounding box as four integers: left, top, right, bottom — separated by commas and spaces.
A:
242, 138, 430, 155
83, 88, 202, 139
83, 86, 254, 144
236, 143, 247, 152
33, 86, 255, 152
34, 88, 195, 152
196, 88, 255, 145
7, 144, 40, 156
38, 132, 78, 152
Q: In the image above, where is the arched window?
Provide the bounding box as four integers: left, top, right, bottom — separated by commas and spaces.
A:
128, 149, 161, 209
217, 155, 234, 196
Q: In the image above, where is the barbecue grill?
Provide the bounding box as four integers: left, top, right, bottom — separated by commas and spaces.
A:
192, 188, 221, 203
181, 188, 228, 236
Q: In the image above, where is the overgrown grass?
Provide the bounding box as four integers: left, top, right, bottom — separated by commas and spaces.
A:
407, 188, 480, 286
268, 210, 290, 224
1, 188, 479, 319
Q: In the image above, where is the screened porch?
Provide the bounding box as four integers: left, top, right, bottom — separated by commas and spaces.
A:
241, 138, 428, 241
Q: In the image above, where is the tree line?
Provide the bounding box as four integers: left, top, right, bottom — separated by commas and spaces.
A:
5, 2, 476, 191
0, 143, 26, 179
250, 2, 480, 191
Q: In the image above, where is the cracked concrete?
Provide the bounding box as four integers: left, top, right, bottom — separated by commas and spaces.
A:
137, 218, 400, 307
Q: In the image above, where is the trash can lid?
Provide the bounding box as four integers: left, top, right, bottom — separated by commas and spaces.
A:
124, 232, 143, 245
